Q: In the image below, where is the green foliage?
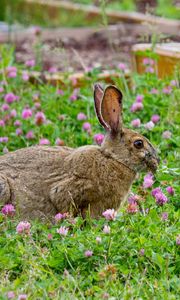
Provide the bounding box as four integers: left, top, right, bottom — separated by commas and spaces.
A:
0, 45, 180, 299
1, 0, 179, 28
0, 206, 180, 299
156, 0, 180, 19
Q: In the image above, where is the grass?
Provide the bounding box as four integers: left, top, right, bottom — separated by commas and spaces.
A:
0, 44, 180, 299
72, 0, 180, 19
1, 0, 180, 29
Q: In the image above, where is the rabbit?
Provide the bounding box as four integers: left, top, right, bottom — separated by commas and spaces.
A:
0, 84, 159, 220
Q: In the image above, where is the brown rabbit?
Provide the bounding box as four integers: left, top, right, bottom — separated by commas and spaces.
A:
0, 84, 159, 220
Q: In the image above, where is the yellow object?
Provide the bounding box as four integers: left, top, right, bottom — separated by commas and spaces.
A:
132, 43, 180, 78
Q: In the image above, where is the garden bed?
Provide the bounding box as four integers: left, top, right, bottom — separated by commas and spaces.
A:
0, 25, 136, 73
0, 24, 179, 74
132, 43, 180, 78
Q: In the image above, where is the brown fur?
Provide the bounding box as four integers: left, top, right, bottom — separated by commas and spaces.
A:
0, 85, 159, 220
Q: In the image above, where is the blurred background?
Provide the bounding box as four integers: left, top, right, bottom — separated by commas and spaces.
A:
0, 0, 179, 74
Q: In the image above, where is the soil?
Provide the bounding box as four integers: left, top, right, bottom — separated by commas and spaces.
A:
1, 23, 179, 73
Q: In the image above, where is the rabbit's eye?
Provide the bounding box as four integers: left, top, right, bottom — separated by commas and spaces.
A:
134, 140, 144, 149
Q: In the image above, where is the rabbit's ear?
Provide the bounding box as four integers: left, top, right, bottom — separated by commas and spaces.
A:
101, 85, 123, 134
94, 83, 109, 131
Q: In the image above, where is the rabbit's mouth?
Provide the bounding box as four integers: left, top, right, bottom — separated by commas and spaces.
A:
144, 154, 160, 173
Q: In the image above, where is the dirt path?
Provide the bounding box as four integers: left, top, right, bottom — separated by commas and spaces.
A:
0, 24, 179, 72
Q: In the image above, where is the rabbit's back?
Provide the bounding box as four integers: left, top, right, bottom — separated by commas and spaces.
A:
0, 146, 73, 173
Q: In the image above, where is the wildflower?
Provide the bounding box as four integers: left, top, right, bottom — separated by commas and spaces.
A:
161, 212, 168, 221
150, 88, 158, 94
70, 94, 77, 101
82, 122, 91, 133
155, 191, 168, 206
166, 186, 174, 195
8, 71, 17, 78
163, 86, 172, 94
144, 121, 154, 131
22, 72, 29, 81
4, 93, 17, 104
56, 89, 64, 95
130, 102, 143, 112
16, 221, 31, 234
162, 130, 172, 139
0, 80, 7, 86
58, 114, 66, 121
103, 225, 111, 234
84, 250, 93, 257
94, 133, 104, 145
77, 112, 87, 121
55, 212, 68, 222
1, 204, 15, 216
143, 58, 150, 65
143, 58, 154, 66
151, 187, 162, 197
33, 103, 41, 111
63, 269, 69, 277
102, 292, 109, 299
22, 108, 32, 119
139, 248, 145, 256
176, 235, 180, 246
33, 26, 41, 36
145, 66, 154, 73
48, 66, 57, 73
3, 115, 10, 123
10, 109, 17, 118
151, 114, 160, 124
32, 93, 40, 101
118, 63, 126, 71
0, 86, 4, 93
14, 120, 22, 127
70, 77, 77, 87
57, 226, 69, 236
102, 209, 117, 221
136, 95, 144, 103
26, 131, 35, 140
0, 120, 5, 127
128, 194, 139, 204
16, 128, 23, 136
18, 294, 27, 300
70, 89, 79, 101
96, 236, 102, 243
0, 137, 8, 143
6, 66, 17, 73
55, 138, 64, 146
39, 138, 50, 145
127, 202, 139, 213
7, 291, 15, 299
35, 111, 46, 125
25, 59, 35, 67
6, 66, 17, 78
47, 233, 53, 240
143, 173, 154, 188
85, 66, 93, 73
170, 80, 177, 87
2, 104, 10, 111
3, 146, 9, 154
131, 118, 141, 128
